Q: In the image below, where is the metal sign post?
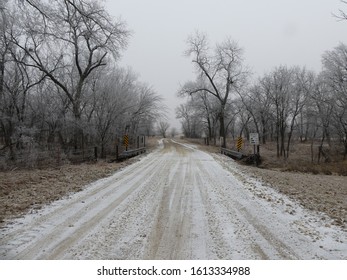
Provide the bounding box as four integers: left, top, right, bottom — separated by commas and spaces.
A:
249, 133, 260, 166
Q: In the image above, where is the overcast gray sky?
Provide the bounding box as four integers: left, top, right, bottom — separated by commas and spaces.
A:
105, 0, 346, 130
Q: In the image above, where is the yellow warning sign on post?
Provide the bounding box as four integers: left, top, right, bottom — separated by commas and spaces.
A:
123, 135, 129, 147
237, 137, 243, 151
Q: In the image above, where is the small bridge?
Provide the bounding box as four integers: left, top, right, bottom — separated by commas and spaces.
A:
220, 148, 244, 160
116, 147, 146, 161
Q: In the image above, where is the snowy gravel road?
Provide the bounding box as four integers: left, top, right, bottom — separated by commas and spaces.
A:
0, 139, 346, 259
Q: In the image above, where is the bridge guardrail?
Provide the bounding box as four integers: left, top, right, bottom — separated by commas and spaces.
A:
117, 147, 146, 161
221, 148, 244, 159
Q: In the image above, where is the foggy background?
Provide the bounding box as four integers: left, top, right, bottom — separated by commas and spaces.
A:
105, 0, 346, 131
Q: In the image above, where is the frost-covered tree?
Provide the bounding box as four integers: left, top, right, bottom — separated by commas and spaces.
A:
321, 43, 347, 158
157, 121, 170, 138
10, 0, 130, 150
179, 32, 248, 147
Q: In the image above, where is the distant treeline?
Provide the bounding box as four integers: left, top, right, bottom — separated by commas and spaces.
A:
177, 32, 347, 161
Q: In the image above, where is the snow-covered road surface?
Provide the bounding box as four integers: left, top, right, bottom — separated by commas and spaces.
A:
0, 139, 346, 259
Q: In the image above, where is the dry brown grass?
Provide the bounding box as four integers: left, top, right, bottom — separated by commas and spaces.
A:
256, 142, 347, 176
183, 137, 347, 174
238, 164, 347, 229
0, 161, 133, 226
0, 137, 160, 227
185, 137, 347, 176
183, 137, 347, 229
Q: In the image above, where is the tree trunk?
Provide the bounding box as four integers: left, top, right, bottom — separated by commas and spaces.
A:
318, 133, 325, 164
261, 114, 267, 144
219, 104, 227, 148
286, 131, 292, 159
286, 113, 298, 158
0, 56, 4, 98
276, 121, 280, 158
219, 113, 226, 148
311, 139, 314, 163
101, 143, 105, 159
207, 115, 212, 145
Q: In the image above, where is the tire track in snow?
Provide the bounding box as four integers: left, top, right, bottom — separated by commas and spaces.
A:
195, 157, 299, 259
0, 148, 166, 259
144, 141, 193, 259
1, 140, 346, 259
64, 154, 173, 259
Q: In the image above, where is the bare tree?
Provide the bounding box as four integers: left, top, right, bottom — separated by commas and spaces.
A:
170, 127, 177, 138
322, 43, 347, 158
90, 67, 136, 158
129, 83, 166, 137
157, 121, 170, 138
245, 67, 314, 155
258, 66, 310, 158
243, 83, 273, 144
0, 1, 7, 99
259, 67, 292, 157
179, 32, 247, 147
11, 0, 130, 148
191, 91, 220, 143
176, 101, 202, 138
335, 0, 347, 20
0, 2, 46, 160
176, 103, 192, 137
309, 74, 334, 162
285, 67, 312, 157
